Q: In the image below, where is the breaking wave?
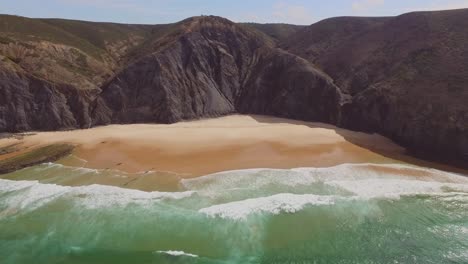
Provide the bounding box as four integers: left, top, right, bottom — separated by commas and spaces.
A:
1, 163, 468, 263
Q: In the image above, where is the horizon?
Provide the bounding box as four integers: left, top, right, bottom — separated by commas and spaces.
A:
2, 0, 468, 25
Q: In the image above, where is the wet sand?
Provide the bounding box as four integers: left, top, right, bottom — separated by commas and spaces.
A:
0, 115, 407, 177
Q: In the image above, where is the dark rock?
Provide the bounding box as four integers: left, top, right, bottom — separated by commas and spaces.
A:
0, 69, 95, 132
237, 48, 344, 124
285, 9, 468, 166
93, 16, 342, 126
1, 11, 467, 168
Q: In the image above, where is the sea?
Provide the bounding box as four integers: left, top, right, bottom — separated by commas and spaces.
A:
1, 162, 468, 263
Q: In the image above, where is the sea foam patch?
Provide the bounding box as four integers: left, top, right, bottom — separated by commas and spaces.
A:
181, 168, 317, 192
155, 250, 198, 258
326, 179, 468, 199
2, 163, 468, 219
2, 162, 468, 263
182, 163, 468, 193
193, 164, 468, 220
0, 179, 195, 213
199, 193, 336, 220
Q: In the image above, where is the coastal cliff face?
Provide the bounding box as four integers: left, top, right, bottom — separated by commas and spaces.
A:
0, 11, 467, 166
92, 17, 257, 124
92, 16, 343, 125
0, 64, 95, 131
284, 9, 468, 165
236, 48, 343, 124
0, 14, 150, 131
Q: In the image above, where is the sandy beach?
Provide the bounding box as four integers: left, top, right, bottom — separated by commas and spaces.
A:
0, 115, 410, 177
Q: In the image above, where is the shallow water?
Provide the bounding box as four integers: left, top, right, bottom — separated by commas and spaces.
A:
1, 163, 468, 264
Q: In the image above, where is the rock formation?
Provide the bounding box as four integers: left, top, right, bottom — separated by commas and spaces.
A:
284, 9, 468, 165
0, 10, 467, 167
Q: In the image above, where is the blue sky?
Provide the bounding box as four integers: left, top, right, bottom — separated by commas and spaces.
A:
2, 0, 468, 25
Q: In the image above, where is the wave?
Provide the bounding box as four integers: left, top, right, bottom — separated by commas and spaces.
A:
192, 164, 468, 220
182, 163, 468, 191
1, 163, 468, 219
326, 178, 468, 199
199, 193, 336, 220
2, 163, 468, 264
0, 179, 195, 213
197, 183, 468, 221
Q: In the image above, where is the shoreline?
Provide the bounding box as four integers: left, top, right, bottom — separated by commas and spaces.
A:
1, 162, 468, 193
0, 115, 466, 183
0, 115, 402, 175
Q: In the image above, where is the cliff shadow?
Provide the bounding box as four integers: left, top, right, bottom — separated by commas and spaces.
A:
248, 115, 468, 176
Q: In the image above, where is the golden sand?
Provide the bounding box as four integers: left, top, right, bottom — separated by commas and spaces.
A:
0, 115, 406, 177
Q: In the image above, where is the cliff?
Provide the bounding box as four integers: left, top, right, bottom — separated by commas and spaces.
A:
284, 9, 468, 165
1, 11, 467, 167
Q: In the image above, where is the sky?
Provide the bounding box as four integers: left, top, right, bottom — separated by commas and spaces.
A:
2, 0, 468, 25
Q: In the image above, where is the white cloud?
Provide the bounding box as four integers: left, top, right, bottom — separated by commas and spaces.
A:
272, 1, 314, 25
352, 0, 385, 13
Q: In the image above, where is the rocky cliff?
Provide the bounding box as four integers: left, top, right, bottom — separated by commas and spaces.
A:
92, 16, 343, 125
1, 11, 467, 167
284, 9, 468, 165
0, 60, 96, 131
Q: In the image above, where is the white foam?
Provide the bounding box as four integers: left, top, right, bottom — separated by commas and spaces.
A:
182, 163, 468, 193
74, 184, 195, 209
199, 193, 335, 220
326, 179, 468, 199
0, 179, 195, 212
2, 163, 468, 218
181, 168, 317, 193
195, 164, 468, 220
0, 179, 38, 192
198, 179, 468, 220
0, 180, 71, 211
155, 250, 198, 258
296, 163, 468, 183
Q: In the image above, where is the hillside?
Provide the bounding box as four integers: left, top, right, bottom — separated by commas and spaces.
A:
0, 15, 177, 89
282, 16, 390, 65
0, 11, 467, 167
242, 23, 304, 42
283, 9, 468, 165
92, 16, 342, 125
0, 14, 178, 131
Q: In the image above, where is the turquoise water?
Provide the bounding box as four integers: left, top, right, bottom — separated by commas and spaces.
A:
1, 163, 468, 264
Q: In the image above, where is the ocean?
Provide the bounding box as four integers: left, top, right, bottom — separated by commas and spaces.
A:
1, 163, 468, 264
